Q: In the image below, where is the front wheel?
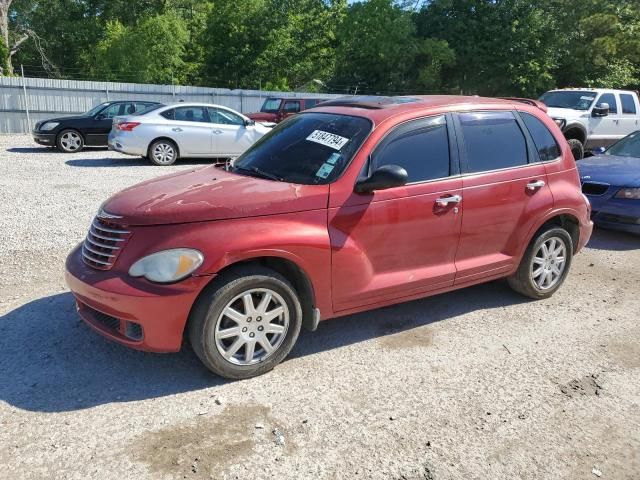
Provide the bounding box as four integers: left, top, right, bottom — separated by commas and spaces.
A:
567, 138, 584, 160
56, 129, 84, 153
508, 227, 574, 299
189, 266, 302, 379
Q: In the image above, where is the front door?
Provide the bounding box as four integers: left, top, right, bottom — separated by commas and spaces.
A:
453, 110, 555, 283
590, 92, 623, 146
208, 107, 254, 156
86, 102, 125, 145
330, 114, 463, 312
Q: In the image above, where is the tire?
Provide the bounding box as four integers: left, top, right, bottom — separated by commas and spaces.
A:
508, 227, 574, 300
567, 138, 584, 160
188, 266, 303, 380
148, 139, 178, 166
56, 129, 85, 153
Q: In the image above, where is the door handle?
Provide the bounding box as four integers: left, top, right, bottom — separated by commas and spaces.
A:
435, 195, 462, 207
526, 180, 546, 191
172, 127, 182, 132
212, 130, 223, 134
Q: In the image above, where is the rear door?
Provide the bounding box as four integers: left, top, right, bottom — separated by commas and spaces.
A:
330, 114, 463, 311
162, 106, 213, 155
453, 110, 554, 284
619, 93, 640, 136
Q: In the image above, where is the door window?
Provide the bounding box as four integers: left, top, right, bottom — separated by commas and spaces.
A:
620, 94, 637, 115
372, 115, 451, 183
171, 106, 208, 122
597, 93, 618, 114
208, 107, 244, 125
520, 112, 561, 161
101, 103, 123, 119
458, 112, 528, 173
283, 101, 301, 113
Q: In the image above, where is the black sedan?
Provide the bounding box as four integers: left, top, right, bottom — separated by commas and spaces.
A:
32, 101, 161, 153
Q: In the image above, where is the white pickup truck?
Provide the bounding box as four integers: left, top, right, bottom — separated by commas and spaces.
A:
539, 88, 640, 159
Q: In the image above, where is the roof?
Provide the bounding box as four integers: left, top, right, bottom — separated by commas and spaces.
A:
547, 88, 638, 94
311, 95, 545, 124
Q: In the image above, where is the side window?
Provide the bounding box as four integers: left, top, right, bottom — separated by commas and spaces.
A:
459, 111, 528, 173
101, 103, 122, 119
173, 106, 208, 122
122, 102, 137, 115
620, 94, 637, 115
160, 108, 175, 120
521, 112, 561, 161
283, 101, 301, 113
305, 100, 319, 109
373, 115, 450, 183
597, 93, 618, 114
134, 102, 152, 113
208, 107, 244, 126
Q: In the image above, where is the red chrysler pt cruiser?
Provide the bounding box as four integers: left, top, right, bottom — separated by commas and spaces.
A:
65, 96, 593, 379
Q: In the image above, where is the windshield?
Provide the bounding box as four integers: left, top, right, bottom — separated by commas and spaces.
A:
539, 91, 596, 111
233, 112, 372, 185
260, 98, 282, 113
606, 131, 640, 158
83, 102, 110, 116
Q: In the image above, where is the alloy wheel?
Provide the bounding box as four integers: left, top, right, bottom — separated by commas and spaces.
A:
60, 132, 82, 152
214, 288, 289, 366
531, 237, 567, 290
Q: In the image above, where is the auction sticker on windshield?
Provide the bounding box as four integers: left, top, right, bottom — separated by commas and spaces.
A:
306, 130, 350, 150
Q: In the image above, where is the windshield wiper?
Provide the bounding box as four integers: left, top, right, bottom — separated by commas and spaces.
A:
233, 165, 284, 182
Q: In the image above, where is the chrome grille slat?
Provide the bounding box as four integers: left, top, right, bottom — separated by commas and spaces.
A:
91, 220, 130, 235
86, 235, 121, 250
82, 216, 131, 270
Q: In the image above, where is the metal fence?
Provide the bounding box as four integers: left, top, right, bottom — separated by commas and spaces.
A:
0, 76, 340, 134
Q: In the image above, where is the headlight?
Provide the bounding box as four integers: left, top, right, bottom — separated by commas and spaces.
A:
552, 118, 566, 130
40, 122, 59, 131
129, 248, 204, 283
614, 188, 640, 200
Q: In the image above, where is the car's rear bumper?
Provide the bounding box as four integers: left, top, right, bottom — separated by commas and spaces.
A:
108, 132, 146, 156
33, 132, 55, 146
65, 244, 213, 352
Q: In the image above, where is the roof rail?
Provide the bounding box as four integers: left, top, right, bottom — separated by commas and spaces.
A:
500, 97, 548, 113
317, 96, 419, 109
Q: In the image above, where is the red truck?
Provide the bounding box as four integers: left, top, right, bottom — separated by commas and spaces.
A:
66, 95, 593, 379
246, 97, 326, 123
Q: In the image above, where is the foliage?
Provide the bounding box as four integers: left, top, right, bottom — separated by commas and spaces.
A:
2, 0, 639, 97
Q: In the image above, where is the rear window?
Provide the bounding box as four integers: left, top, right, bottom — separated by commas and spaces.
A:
459, 112, 528, 173
233, 113, 372, 185
521, 112, 561, 161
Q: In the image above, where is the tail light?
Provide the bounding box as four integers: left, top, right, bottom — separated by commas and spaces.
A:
116, 122, 140, 131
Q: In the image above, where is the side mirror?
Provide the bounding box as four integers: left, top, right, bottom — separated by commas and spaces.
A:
592, 103, 609, 117
355, 164, 408, 193
95, 113, 106, 121
244, 118, 255, 127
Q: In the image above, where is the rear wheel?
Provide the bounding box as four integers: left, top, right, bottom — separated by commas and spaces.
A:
508, 227, 573, 299
567, 138, 584, 160
56, 129, 84, 153
189, 266, 302, 379
148, 139, 178, 166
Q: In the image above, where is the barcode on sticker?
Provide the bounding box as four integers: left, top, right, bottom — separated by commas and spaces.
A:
306, 130, 350, 150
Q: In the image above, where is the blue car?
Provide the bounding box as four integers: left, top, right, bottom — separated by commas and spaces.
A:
578, 131, 640, 234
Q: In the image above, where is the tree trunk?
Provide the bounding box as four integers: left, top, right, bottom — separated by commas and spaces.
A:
0, 0, 13, 75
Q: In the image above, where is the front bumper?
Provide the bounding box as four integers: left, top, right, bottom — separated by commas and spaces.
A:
33, 132, 55, 146
586, 194, 640, 235
65, 244, 213, 352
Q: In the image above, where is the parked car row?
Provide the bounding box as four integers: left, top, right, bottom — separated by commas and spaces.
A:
32, 96, 324, 165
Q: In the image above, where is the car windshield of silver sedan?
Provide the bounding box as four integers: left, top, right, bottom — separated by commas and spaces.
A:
232, 113, 372, 185
606, 132, 640, 158
539, 91, 596, 111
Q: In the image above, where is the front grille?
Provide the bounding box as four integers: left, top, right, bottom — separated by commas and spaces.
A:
82, 217, 131, 270
582, 182, 609, 196
92, 309, 121, 332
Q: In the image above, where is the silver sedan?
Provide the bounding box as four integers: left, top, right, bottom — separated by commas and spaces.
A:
108, 103, 272, 165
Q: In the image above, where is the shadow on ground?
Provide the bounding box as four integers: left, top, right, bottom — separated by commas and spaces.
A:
0, 280, 526, 413
65, 157, 221, 168
7, 146, 107, 154
586, 227, 638, 251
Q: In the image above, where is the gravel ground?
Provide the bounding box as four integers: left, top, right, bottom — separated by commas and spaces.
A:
1, 134, 639, 480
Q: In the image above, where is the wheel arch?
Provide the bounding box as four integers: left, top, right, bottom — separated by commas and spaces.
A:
563, 124, 587, 144
525, 212, 581, 255
148, 136, 181, 159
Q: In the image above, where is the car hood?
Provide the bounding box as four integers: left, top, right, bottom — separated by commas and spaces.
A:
545, 107, 589, 122
38, 115, 90, 125
101, 166, 329, 226
577, 154, 640, 187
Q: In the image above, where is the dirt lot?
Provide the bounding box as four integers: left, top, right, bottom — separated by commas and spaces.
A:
0, 134, 639, 480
